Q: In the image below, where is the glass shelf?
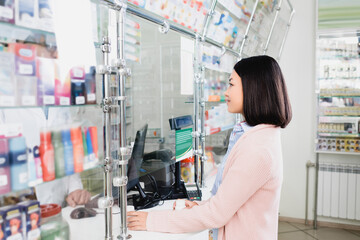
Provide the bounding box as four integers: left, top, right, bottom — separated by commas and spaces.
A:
319, 95, 360, 98
0, 104, 99, 110
0, 22, 55, 44
318, 77, 360, 80
185, 100, 226, 104
320, 115, 360, 117
318, 133, 360, 138
6, 165, 103, 195
206, 124, 233, 136
204, 65, 232, 74
316, 150, 360, 156
319, 56, 360, 61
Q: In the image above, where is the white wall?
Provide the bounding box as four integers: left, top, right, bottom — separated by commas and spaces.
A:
278, 0, 317, 220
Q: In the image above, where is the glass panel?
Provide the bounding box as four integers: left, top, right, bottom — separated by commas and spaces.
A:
243, 0, 279, 56
266, 0, 292, 59
202, 49, 236, 179
125, 15, 193, 193
128, 0, 212, 33
0, 0, 100, 108
0, 0, 104, 208
0, 106, 103, 197
206, 0, 257, 52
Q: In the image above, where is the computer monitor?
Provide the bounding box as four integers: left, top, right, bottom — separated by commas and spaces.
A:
127, 123, 148, 191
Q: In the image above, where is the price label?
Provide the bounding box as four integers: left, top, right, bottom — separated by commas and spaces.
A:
87, 93, 96, 101
19, 172, 28, 183
0, 6, 13, 19
0, 175, 8, 186
73, 68, 84, 78
22, 96, 36, 106
19, 64, 33, 75
60, 97, 70, 105
0, 96, 15, 106
43, 95, 55, 105
76, 96, 85, 105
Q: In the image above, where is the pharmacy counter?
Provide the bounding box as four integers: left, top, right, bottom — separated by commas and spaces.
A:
62, 200, 208, 240
63, 176, 215, 240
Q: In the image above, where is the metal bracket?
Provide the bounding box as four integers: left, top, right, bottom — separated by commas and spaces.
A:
113, 176, 128, 187
96, 65, 112, 75
159, 20, 170, 34
119, 67, 131, 77
193, 149, 203, 155
103, 105, 111, 113
208, 9, 215, 17
98, 196, 114, 209
201, 155, 208, 162
115, 96, 127, 102
219, 46, 226, 58
113, 0, 127, 11
194, 73, 202, 83
101, 36, 111, 53
103, 97, 112, 105
118, 159, 129, 165
191, 131, 201, 138
119, 146, 132, 160
113, 58, 127, 69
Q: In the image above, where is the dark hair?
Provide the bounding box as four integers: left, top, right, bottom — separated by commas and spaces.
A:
234, 55, 292, 128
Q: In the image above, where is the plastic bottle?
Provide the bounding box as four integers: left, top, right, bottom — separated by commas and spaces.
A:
86, 128, 96, 169
81, 129, 89, 170
9, 136, 28, 191
85, 67, 96, 104
33, 146, 43, 182
88, 126, 98, 159
27, 147, 37, 186
40, 204, 69, 240
52, 131, 65, 178
39, 131, 55, 182
61, 129, 74, 175
70, 67, 86, 105
70, 127, 84, 173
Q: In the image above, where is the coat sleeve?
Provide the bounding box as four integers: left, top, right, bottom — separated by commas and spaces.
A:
146, 147, 272, 233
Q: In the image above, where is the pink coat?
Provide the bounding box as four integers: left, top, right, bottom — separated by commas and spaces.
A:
146, 124, 283, 240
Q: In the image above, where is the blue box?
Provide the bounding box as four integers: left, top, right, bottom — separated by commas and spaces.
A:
0, 205, 23, 239
17, 201, 40, 240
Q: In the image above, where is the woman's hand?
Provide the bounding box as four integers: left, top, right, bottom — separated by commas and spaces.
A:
172, 199, 199, 210
127, 211, 148, 231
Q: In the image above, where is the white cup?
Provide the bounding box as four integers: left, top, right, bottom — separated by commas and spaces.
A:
175, 199, 186, 210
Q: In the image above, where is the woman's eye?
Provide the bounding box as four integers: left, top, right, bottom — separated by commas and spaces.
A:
228, 83, 233, 87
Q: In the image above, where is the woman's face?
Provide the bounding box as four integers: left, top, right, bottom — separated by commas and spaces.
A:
224, 70, 243, 114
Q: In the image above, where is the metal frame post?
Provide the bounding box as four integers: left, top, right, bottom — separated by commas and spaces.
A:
199, 64, 206, 187
111, 1, 132, 239
97, 36, 114, 240
193, 34, 202, 184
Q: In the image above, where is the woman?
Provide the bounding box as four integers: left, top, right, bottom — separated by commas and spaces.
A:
128, 55, 292, 240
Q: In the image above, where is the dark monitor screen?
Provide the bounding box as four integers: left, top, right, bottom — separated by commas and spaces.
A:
127, 124, 148, 191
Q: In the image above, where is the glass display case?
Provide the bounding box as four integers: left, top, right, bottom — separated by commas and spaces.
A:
316, 34, 360, 154
0, 0, 295, 238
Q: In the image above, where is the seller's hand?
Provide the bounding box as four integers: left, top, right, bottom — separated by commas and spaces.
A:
172, 199, 198, 210
66, 189, 91, 207
127, 211, 148, 231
